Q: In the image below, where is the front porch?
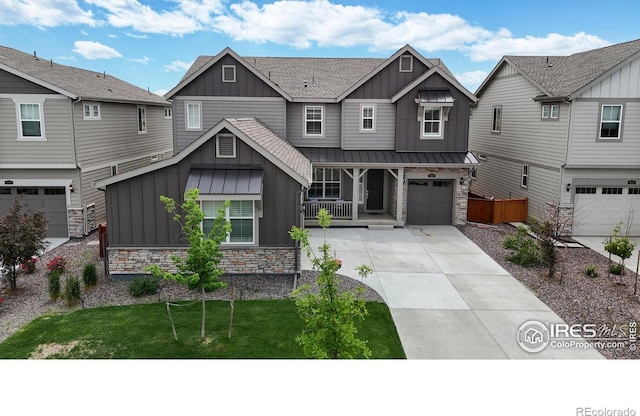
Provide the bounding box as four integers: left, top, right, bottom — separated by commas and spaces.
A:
303, 204, 403, 227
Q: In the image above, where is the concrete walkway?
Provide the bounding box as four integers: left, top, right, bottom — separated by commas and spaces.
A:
301, 226, 603, 359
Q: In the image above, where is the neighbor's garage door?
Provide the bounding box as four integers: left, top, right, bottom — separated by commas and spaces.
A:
407, 179, 454, 225
0, 187, 68, 237
572, 186, 640, 236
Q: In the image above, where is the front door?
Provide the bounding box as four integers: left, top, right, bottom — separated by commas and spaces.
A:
366, 169, 384, 211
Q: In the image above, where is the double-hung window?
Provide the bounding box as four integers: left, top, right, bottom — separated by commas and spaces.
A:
202, 200, 255, 244
186, 102, 202, 130
361, 105, 375, 132
18, 102, 44, 140
422, 107, 442, 137
492, 106, 502, 133
308, 168, 340, 199
304, 105, 323, 137
541, 104, 559, 120
137, 106, 147, 133
599, 104, 623, 139
83, 103, 101, 120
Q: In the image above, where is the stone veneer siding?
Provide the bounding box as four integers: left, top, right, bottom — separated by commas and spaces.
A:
403, 167, 470, 226
107, 246, 297, 275
67, 204, 97, 238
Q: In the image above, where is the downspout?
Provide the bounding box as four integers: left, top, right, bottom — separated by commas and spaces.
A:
293, 186, 307, 290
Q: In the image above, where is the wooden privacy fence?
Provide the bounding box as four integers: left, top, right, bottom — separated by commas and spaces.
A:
467, 195, 528, 224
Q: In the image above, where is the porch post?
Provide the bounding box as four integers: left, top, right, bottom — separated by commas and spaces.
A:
352, 167, 359, 221
396, 167, 404, 222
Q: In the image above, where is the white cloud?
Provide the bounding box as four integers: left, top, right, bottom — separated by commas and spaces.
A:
455, 70, 488, 92
130, 56, 151, 64
0, 0, 96, 27
85, 0, 225, 36
154, 88, 169, 96
72, 40, 123, 59
165, 60, 194, 72
467, 31, 611, 62
125, 32, 150, 39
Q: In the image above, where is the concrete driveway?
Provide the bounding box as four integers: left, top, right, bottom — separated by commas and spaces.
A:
301, 226, 604, 359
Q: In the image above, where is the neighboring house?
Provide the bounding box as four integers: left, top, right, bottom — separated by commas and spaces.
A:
95, 45, 477, 277
469, 39, 640, 236
0, 45, 173, 238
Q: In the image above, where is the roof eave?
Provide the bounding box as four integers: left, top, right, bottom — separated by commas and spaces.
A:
391, 66, 477, 104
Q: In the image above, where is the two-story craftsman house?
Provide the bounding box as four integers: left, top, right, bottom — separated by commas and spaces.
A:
0, 45, 173, 238
469, 39, 640, 236
96, 45, 477, 277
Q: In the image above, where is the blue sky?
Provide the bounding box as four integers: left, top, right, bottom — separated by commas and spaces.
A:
1, 0, 639, 96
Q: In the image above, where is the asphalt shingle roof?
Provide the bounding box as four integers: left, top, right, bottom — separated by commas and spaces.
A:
226, 117, 312, 184
0, 45, 169, 105
182, 52, 456, 100
506, 38, 640, 97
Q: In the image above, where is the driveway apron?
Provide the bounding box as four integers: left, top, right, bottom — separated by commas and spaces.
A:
301, 226, 604, 359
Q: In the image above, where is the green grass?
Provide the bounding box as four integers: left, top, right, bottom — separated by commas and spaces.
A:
0, 300, 405, 359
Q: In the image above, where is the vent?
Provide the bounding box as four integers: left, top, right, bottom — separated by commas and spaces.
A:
216, 134, 236, 158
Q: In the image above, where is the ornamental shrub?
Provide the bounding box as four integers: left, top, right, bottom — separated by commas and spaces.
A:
82, 263, 98, 287
63, 276, 81, 307
128, 276, 160, 297
584, 264, 599, 278
48, 270, 61, 301
501, 226, 540, 267
21, 257, 37, 274
47, 256, 68, 274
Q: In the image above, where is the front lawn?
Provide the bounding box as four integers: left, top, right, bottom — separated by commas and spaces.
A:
0, 299, 405, 359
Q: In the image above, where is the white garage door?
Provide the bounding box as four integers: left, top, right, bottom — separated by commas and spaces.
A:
572, 186, 640, 236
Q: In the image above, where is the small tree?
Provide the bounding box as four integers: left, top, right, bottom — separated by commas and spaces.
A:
0, 197, 48, 290
147, 188, 231, 340
604, 223, 636, 277
529, 217, 557, 277
289, 209, 373, 359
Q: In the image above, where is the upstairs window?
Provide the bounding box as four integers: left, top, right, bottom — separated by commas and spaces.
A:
599, 104, 623, 139
186, 102, 202, 130
422, 107, 442, 138
83, 103, 101, 120
222, 65, 236, 83
164, 107, 172, 119
137, 106, 147, 133
360, 105, 375, 132
521, 164, 529, 188
18, 103, 44, 140
399, 55, 413, 72
541, 104, 559, 120
304, 105, 323, 137
491, 106, 502, 133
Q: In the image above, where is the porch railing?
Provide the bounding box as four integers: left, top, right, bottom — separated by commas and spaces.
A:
303, 200, 353, 220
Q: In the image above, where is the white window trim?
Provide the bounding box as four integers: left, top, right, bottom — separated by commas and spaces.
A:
541, 105, 550, 119
491, 106, 502, 133
216, 134, 236, 158
521, 164, 529, 188
599, 104, 623, 140
550, 104, 559, 119
421, 106, 443, 139
304, 105, 324, 137
185, 101, 202, 131
83, 103, 101, 120
360, 104, 376, 133
222, 65, 236, 83
14, 98, 46, 141
358, 174, 365, 204
137, 106, 147, 134
399, 55, 413, 72
164, 107, 172, 119
308, 167, 341, 200
201, 200, 257, 245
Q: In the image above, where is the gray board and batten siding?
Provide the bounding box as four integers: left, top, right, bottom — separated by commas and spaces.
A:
105, 130, 302, 248
0, 69, 55, 94
396, 72, 471, 152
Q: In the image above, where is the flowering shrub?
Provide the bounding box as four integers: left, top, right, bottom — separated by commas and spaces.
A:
46, 256, 68, 274
21, 257, 38, 274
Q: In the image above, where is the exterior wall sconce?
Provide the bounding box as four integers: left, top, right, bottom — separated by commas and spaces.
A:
459, 177, 465, 185
566, 183, 571, 192
69, 184, 74, 193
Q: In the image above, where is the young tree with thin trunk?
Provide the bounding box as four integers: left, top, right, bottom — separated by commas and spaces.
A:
147, 188, 230, 340
0, 197, 48, 290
